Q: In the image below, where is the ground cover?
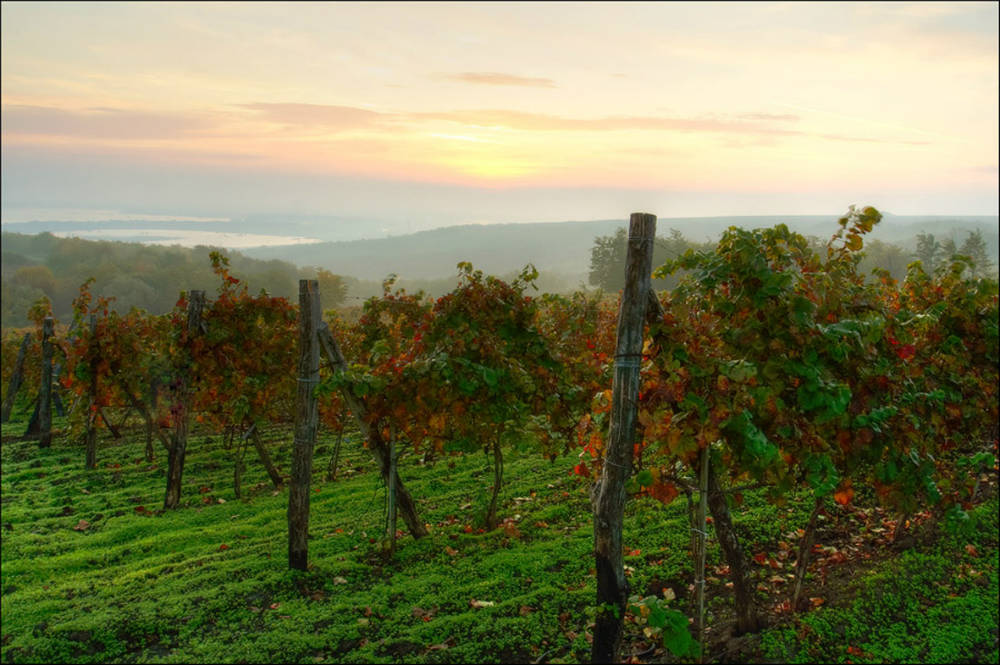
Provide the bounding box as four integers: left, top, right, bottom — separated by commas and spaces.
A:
1, 412, 997, 664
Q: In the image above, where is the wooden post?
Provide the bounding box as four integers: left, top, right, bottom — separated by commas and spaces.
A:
591, 212, 656, 663
1, 332, 31, 422
39, 317, 54, 448
317, 321, 428, 539
289, 279, 320, 571
85, 315, 98, 469
164, 290, 204, 509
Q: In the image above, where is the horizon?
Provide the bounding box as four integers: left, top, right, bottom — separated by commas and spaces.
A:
2, 2, 997, 233
2, 210, 997, 253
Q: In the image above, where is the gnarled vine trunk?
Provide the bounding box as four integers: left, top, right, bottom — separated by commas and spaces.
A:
705, 459, 761, 635
317, 321, 427, 539
164, 290, 204, 510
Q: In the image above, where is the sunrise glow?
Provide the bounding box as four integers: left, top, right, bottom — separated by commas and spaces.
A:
2, 1, 997, 220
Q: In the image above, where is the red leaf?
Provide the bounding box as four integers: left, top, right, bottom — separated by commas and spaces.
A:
219, 543, 230, 551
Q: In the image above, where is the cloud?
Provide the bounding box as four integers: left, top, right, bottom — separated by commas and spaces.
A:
1, 105, 214, 140
443, 72, 556, 88
816, 133, 930, 146
237, 103, 387, 129
414, 109, 803, 135
737, 112, 800, 122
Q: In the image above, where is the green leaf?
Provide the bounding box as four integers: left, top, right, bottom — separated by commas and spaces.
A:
804, 453, 839, 498
635, 469, 654, 488
661, 610, 699, 657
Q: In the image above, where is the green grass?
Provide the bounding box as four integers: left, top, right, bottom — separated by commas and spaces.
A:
757, 498, 1000, 664
1, 413, 997, 663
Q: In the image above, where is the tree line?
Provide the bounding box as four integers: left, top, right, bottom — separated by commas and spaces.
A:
1, 232, 348, 327
588, 226, 996, 292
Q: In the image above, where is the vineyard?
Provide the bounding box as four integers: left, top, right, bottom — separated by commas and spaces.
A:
1, 208, 998, 664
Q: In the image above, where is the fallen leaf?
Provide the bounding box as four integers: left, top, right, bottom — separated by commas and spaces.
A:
333, 576, 348, 584
444, 546, 459, 557
269, 603, 280, 610
502, 522, 521, 538
219, 544, 230, 551
469, 599, 495, 609
427, 643, 449, 651
965, 544, 979, 557
73, 520, 90, 531
810, 597, 825, 607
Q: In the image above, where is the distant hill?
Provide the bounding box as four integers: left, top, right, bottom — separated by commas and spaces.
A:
242, 215, 999, 281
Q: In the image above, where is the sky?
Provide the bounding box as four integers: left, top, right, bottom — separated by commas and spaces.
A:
2, 1, 997, 233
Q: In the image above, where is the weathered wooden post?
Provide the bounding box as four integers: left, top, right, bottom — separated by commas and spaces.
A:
39, 317, 54, 448
289, 279, 320, 570
84, 314, 98, 469
591, 212, 656, 663
164, 290, 204, 509
1, 332, 31, 422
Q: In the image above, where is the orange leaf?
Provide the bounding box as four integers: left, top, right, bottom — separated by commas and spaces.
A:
833, 480, 854, 506
649, 481, 679, 505
219, 543, 230, 551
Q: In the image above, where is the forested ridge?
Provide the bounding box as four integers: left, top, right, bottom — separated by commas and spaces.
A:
3, 217, 995, 328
